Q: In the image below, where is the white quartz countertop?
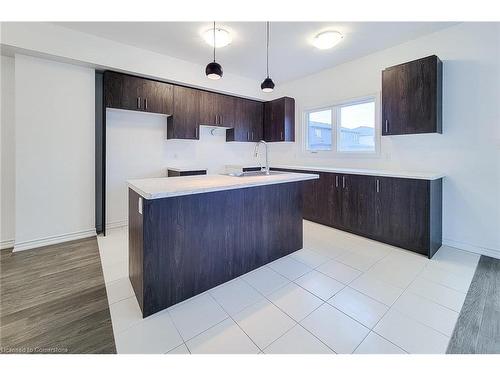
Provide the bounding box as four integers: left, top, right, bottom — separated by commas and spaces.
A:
272, 165, 445, 180
128, 172, 319, 199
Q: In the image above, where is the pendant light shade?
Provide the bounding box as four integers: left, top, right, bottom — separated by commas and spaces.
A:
261, 77, 275, 92
206, 61, 223, 80
261, 21, 274, 93
205, 21, 223, 80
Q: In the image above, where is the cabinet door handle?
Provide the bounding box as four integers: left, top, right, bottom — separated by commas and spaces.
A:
376, 179, 380, 193
137, 97, 141, 109
342, 176, 346, 189
220, 114, 223, 125
281, 131, 283, 140
247, 131, 250, 141
335, 175, 339, 188
385, 120, 389, 133
144, 98, 148, 110
195, 127, 198, 138
252, 131, 254, 141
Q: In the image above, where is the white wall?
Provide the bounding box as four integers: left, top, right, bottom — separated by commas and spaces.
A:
270, 22, 500, 257
106, 109, 260, 226
13, 54, 95, 250
1, 55, 15, 248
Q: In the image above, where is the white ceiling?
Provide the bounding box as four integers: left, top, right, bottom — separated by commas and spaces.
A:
57, 22, 456, 84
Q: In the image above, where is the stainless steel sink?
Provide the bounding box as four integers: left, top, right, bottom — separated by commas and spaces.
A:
226, 170, 286, 177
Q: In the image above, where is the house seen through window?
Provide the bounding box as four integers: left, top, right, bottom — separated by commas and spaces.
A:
306, 97, 376, 154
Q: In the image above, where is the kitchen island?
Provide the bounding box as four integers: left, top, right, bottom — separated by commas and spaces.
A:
127, 172, 318, 317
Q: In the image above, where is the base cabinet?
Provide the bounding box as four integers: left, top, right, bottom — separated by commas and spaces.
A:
273, 168, 442, 258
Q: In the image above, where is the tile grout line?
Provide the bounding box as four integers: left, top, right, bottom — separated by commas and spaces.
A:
239, 271, 340, 353
366, 262, 452, 353
301, 241, 427, 353
203, 292, 262, 353
166, 308, 191, 354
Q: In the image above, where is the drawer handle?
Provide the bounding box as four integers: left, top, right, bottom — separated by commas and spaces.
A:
137, 97, 141, 109
385, 120, 389, 133
144, 98, 148, 110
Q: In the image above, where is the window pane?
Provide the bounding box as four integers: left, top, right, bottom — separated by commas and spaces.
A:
307, 109, 332, 151
338, 101, 375, 152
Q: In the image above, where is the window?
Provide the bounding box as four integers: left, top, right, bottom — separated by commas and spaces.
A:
306, 109, 332, 151
337, 99, 376, 152
305, 96, 377, 155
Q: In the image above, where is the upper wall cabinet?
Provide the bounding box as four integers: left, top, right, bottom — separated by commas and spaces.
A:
168, 85, 200, 140
104, 71, 173, 115
227, 98, 264, 142
264, 97, 295, 142
199, 91, 236, 128
382, 55, 442, 135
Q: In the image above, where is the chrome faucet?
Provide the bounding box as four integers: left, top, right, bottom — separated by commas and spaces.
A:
254, 140, 270, 175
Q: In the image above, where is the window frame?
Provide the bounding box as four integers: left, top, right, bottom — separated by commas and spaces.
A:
303, 94, 381, 158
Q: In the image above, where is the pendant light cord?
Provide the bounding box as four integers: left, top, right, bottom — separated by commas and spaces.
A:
213, 21, 216, 62
266, 21, 270, 78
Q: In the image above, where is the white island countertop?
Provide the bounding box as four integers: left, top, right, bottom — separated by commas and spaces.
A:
128, 172, 319, 199
272, 165, 445, 180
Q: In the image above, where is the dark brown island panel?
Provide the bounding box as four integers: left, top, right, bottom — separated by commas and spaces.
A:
272, 168, 443, 259
128, 181, 305, 318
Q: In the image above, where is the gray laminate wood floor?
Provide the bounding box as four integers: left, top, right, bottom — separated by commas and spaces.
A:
447, 255, 500, 354
0, 237, 115, 354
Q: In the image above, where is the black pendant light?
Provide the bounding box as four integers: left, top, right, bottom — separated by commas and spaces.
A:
261, 21, 275, 92
206, 21, 223, 80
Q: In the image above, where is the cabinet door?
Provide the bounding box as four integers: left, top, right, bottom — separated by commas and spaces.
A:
249, 100, 264, 141
375, 177, 429, 254
216, 94, 236, 128
283, 97, 295, 142
405, 56, 439, 134
341, 174, 377, 235
143, 80, 173, 115
302, 171, 320, 222
121, 75, 145, 111
382, 66, 406, 135
104, 71, 124, 109
330, 174, 343, 228
263, 101, 274, 142
264, 100, 284, 142
169, 86, 200, 140
199, 91, 218, 126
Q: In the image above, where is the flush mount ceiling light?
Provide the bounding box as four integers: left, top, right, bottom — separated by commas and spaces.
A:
202, 26, 232, 48
205, 21, 223, 80
260, 22, 275, 93
312, 30, 343, 50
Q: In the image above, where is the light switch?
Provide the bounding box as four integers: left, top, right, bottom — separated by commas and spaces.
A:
138, 197, 143, 215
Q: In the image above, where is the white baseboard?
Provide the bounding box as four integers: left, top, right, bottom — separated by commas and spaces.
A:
443, 238, 500, 260
105, 220, 128, 230
13, 228, 97, 252
1, 239, 15, 250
